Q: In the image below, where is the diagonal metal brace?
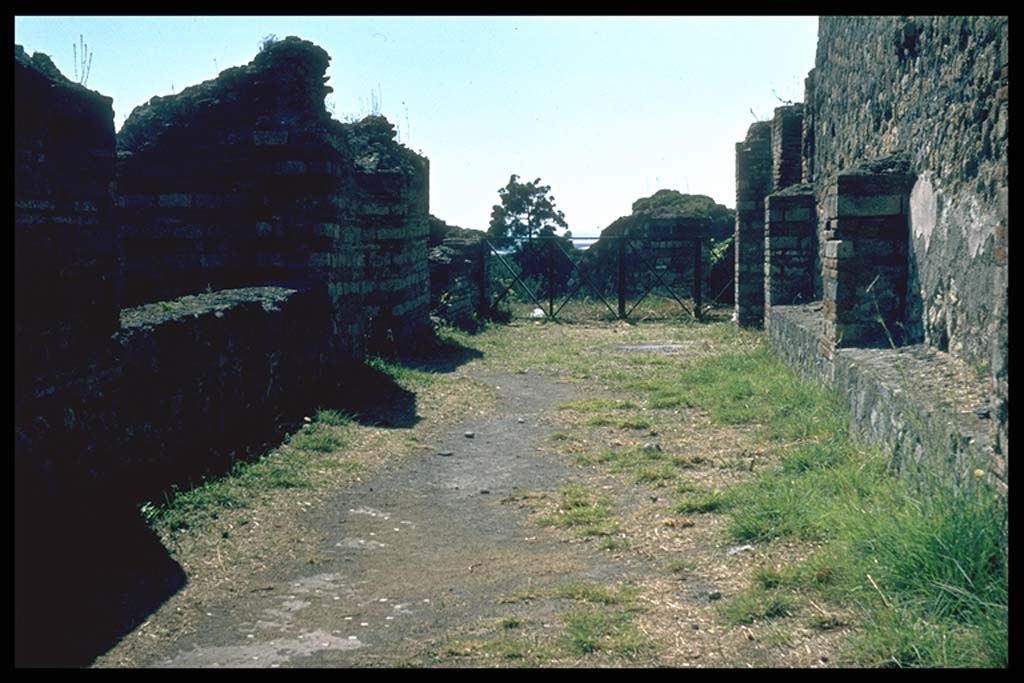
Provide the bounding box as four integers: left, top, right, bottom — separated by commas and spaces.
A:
484, 240, 548, 313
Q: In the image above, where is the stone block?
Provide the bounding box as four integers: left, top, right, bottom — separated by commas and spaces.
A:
158, 193, 192, 209
253, 130, 289, 146
836, 193, 903, 217
784, 207, 813, 222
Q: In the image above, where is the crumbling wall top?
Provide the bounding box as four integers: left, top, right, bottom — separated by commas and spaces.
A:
15, 44, 114, 142
118, 36, 334, 154
745, 120, 772, 143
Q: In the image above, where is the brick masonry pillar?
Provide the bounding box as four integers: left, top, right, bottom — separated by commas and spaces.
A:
822, 158, 915, 348
764, 185, 816, 329
801, 69, 815, 185
771, 104, 804, 192
734, 121, 772, 327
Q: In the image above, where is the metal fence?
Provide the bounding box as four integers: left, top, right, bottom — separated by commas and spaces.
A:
484, 233, 713, 323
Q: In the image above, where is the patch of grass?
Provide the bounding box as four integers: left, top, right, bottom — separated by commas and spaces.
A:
155, 480, 249, 532
666, 559, 694, 574
500, 617, 522, 630
558, 398, 639, 412
141, 406, 358, 533
577, 445, 683, 487
720, 588, 797, 625
674, 488, 732, 514
550, 432, 573, 441
636, 343, 845, 442
365, 355, 437, 388
599, 536, 631, 552
539, 485, 619, 537
617, 418, 653, 430
752, 566, 804, 590
288, 424, 346, 453
631, 378, 694, 410
553, 582, 630, 605
779, 435, 851, 473
808, 614, 848, 631
561, 607, 654, 658
584, 415, 616, 427
673, 454, 709, 468
727, 470, 831, 542
825, 475, 1009, 668
718, 394, 1005, 663
314, 408, 353, 427
633, 465, 677, 485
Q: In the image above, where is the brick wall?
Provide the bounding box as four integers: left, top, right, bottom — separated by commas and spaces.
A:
347, 116, 432, 349
771, 104, 804, 192
734, 121, 772, 327
820, 157, 916, 348
812, 17, 1007, 370
15, 46, 119, 394
428, 216, 488, 328
764, 184, 816, 328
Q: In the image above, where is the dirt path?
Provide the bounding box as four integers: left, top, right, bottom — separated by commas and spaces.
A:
106, 371, 631, 667
96, 321, 848, 668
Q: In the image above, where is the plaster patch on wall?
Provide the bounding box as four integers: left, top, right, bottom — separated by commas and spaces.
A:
955, 195, 998, 260
909, 173, 937, 251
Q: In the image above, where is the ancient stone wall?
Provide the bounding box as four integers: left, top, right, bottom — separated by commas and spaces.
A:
15, 46, 119, 395
771, 104, 804, 192
820, 157, 916, 348
347, 117, 432, 349
428, 216, 488, 328
811, 16, 1008, 369
768, 303, 1003, 492
734, 121, 772, 327
15, 37, 439, 558
763, 184, 816, 327
810, 16, 1008, 476
17, 287, 328, 503
751, 16, 1008, 488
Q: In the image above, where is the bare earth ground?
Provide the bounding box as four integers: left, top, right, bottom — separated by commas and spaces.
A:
95, 318, 854, 668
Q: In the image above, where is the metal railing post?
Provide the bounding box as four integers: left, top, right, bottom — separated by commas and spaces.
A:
693, 238, 704, 321
617, 235, 627, 319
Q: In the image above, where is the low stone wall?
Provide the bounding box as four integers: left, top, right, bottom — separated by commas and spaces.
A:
767, 304, 1003, 493
16, 286, 329, 504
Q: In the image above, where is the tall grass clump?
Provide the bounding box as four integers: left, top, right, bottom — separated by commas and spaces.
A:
671, 342, 846, 442
667, 329, 1007, 666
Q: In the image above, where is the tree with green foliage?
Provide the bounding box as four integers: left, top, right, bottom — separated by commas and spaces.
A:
487, 174, 576, 300
487, 174, 568, 247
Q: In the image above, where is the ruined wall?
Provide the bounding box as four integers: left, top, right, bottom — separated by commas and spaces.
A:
810, 15, 1008, 477
768, 303, 1003, 491
116, 38, 368, 362
347, 117, 432, 348
116, 38, 432, 358
15, 46, 119, 395
18, 287, 328, 502
811, 16, 1008, 370
764, 184, 816, 325
734, 121, 772, 326
428, 216, 488, 328
771, 104, 804, 192
17, 36, 438, 499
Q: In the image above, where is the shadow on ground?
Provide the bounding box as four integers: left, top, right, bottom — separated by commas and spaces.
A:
323, 363, 421, 429
15, 480, 187, 668
325, 331, 484, 429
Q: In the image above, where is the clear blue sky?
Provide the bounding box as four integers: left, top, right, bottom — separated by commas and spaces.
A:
15, 16, 819, 236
